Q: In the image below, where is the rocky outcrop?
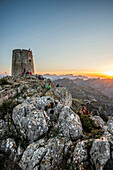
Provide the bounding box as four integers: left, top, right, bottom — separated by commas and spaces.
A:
90, 137, 110, 170
19, 137, 73, 170
45, 87, 72, 107
0, 75, 113, 170
73, 140, 88, 163
91, 115, 106, 128
58, 106, 83, 140
12, 102, 49, 143
0, 138, 23, 162
12, 95, 82, 143
107, 116, 113, 134
0, 119, 7, 137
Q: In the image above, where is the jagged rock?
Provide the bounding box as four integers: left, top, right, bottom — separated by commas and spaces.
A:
0, 119, 7, 137
0, 138, 17, 162
33, 96, 57, 110
45, 87, 72, 107
102, 117, 113, 148
26, 96, 64, 123
107, 116, 113, 134
12, 103, 49, 142
90, 137, 110, 170
17, 146, 24, 156
73, 140, 88, 163
102, 130, 113, 147
19, 139, 46, 170
0, 85, 2, 90
58, 106, 83, 140
19, 137, 73, 170
91, 115, 106, 128
12, 95, 66, 143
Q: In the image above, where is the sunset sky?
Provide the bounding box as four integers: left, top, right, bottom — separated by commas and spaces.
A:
0, 0, 113, 77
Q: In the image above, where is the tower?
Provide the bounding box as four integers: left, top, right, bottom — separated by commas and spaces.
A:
12, 49, 35, 77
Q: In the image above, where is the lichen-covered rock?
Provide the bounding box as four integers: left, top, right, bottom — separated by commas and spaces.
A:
107, 116, 113, 134
102, 130, 113, 147
0, 85, 2, 90
58, 106, 83, 140
19, 137, 73, 170
91, 115, 106, 128
12, 103, 49, 142
19, 139, 46, 170
0, 119, 7, 137
40, 137, 73, 170
33, 96, 56, 110
90, 137, 110, 170
45, 87, 72, 107
73, 140, 88, 163
0, 138, 17, 162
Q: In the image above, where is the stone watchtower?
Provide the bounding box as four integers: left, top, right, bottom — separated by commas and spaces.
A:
12, 49, 35, 77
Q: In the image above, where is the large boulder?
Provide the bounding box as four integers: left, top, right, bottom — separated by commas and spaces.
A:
102, 130, 113, 148
0, 138, 23, 162
91, 115, 106, 128
58, 106, 83, 140
0, 119, 7, 137
19, 139, 46, 170
73, 140, 88, 163
19, 137, 73, 170
45, 87, 72, 107
12, 102, 49, 143
90, 137, 110, 170
0, 85, 2, 90
107, 116, 113, 134
12, 96, 65, 143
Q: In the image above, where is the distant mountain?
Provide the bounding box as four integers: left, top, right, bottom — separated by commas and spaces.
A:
43, 74, 88, 81
54, 78, 113, 118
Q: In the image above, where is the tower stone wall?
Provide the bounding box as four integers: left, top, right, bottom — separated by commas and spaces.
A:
12, 49, 35, 77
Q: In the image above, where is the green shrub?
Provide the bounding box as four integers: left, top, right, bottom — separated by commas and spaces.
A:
0, 78, 11, 85
78, 112, 96, 133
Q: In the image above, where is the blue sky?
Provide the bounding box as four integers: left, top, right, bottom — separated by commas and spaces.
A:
0, 0, 113, 75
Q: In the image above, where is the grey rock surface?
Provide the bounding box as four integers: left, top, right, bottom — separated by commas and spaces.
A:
12, 102, 49, 142
45, 87, 72, 107
73, 140, 88, 163
90, 137, 110, 170
58, 106, 83, 140
0, 85, 2, 90
0, 138, 17, 162
91, 115, 106, 128
19, 137, 73, 170
107, 116, 113, 134
0, 119, 7, 137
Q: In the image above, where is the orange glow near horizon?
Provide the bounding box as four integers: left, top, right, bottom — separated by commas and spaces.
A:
36, 71, 113, 79
0, 70, 113, 79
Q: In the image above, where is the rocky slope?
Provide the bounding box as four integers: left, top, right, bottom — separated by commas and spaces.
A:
0, 75, 113, 170
54, 78, 113, 121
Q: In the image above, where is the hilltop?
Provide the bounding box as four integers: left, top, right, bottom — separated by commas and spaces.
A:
0, 75, 113, 170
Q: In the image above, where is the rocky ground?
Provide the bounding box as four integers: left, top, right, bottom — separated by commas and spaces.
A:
0, 75, 113, 170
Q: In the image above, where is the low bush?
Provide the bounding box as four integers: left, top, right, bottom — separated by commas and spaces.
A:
0, 78, 11, 85
78, 112, 96, 133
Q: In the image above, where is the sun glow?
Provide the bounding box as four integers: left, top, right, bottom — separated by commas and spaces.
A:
104, 70, 113, 77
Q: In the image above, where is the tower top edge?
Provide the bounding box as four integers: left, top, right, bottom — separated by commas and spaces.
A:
13, 49, 32, 52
